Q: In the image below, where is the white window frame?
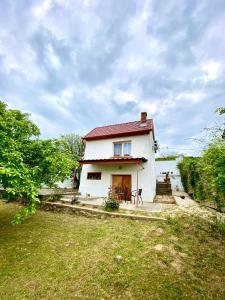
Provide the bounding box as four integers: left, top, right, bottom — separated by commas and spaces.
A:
113, 141, 132, 156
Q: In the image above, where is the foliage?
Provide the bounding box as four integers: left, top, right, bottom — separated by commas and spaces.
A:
215, 107, 225, 115
0, 101, 77, 223
177, 157, 205, 201
22, 138, 77, 188
156, 151, 178, 161
156, 155, 177, 161
60, 133, 85, 188
199, 139, 225, 210
178, 143, 225, 210
46, 195, 61, 202
178, 108, 225, 210
104, 191, 119, 211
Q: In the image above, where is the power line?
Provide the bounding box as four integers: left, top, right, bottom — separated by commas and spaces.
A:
159, 147, 204, 151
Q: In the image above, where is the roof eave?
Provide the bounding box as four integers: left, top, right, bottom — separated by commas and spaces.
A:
79, 157, 147, 164
83, 129, 151, 141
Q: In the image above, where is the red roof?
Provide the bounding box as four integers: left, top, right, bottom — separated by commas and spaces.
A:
84, 119, 153, 141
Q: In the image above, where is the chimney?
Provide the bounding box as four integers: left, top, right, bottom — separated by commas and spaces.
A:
141, 112, 147, 123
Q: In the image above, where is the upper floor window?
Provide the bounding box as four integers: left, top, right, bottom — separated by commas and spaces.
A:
114, 141, 131, 156
114, 143, 122, 155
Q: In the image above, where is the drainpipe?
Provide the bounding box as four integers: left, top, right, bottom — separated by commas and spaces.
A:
136, 163, 139, 207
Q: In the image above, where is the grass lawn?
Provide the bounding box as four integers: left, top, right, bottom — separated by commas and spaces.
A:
0, 202, 225, 300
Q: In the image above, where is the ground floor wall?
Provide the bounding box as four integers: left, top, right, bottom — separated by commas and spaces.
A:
79, 163, 156, 202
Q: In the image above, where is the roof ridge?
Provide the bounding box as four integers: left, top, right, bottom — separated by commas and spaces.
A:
88, 118, 152, 130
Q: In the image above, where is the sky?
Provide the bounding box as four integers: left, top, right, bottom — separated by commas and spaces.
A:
0, 0, 224, 156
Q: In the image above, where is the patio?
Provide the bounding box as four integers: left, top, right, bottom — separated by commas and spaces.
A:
77, 196, 176, 212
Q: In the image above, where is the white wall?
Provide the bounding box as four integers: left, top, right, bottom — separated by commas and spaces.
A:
155, 157, 184, 191
79, 133, 156, 202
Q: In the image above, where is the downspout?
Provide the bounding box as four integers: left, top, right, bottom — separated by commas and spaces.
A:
136, 163, 139, 207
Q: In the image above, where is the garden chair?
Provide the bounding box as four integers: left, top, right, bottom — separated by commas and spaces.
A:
132, 189, 143, 205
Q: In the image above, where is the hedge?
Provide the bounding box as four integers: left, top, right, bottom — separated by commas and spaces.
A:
177, 139, 225, 211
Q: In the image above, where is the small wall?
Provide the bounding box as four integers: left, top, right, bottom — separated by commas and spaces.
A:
41, 202, 166, 222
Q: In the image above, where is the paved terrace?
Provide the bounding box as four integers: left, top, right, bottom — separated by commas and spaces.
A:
77, 191, 195, 212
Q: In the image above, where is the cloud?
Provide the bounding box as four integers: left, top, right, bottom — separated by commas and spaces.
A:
0, 0, 225, 154
201, 60, 223, 82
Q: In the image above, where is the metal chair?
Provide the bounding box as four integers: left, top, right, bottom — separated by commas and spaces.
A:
132, 189, 143, 204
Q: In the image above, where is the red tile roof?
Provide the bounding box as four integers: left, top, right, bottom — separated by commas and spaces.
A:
84, 119, 154, 141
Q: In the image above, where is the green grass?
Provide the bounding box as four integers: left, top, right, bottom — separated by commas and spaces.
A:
0, 202, 225, 300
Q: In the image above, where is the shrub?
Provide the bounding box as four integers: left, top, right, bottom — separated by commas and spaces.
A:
104, 192, 119, 212
46, 195, 61, 202
177, 139, 225, 211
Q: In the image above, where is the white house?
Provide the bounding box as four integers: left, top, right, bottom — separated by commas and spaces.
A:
79, 112, 157, 203
155, 156, 184, 191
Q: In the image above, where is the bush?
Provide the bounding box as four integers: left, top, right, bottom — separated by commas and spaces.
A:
104, 193, 119, 212
47, 195, 61, 202
177, 139, 225, 211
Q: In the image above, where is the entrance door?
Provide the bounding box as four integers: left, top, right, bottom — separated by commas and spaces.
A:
112, 175, 131, 201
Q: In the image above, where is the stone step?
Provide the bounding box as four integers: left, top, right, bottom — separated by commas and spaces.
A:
60, 198, 73, 204
60, 194, 76, 199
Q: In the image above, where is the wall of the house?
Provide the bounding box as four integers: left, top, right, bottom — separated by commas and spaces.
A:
79, 132, 156, 202
155, 156, 184, 191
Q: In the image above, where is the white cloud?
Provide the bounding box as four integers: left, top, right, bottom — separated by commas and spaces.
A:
138, 102, 158, 114
1, 0, 225, 154
202, 60, 223, 82
176, 91, 206, 103
32, 0, 53, 18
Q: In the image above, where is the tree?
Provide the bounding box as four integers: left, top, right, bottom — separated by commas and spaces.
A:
215, 107, 225, 115
0, 101, 77, 223
60, 133, 85, 188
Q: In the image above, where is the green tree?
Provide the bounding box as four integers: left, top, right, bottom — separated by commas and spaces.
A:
0, 101, 77, 223
60, 133, 85, 188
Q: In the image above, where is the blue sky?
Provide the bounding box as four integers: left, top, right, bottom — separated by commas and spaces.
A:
0, 0, 224, 156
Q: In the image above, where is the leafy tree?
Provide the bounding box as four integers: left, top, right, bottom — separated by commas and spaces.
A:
60, 133, 85, 188
215, 107, 225, 115
0, 101, 77, 223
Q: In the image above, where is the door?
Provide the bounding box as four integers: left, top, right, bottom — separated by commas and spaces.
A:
112, 175, 131, 201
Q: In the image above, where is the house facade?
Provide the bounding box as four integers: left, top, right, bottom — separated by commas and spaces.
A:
79, 112, 157, 203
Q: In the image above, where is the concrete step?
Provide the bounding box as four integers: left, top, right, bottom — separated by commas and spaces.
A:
60, 198, 73, 204
61, 195, 75, 199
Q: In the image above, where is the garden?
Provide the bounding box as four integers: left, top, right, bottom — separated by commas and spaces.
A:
1, 201, 225, 299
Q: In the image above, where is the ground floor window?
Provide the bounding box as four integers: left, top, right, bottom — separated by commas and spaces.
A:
87, 172, 101, 180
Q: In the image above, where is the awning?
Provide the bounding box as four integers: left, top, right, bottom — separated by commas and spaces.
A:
79, 157, 147, 165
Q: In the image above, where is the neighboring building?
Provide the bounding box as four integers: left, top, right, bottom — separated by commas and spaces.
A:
155, 156, 184, 191
79, 112, 157, 202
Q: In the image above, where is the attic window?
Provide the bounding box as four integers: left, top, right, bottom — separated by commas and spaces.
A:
87, 172, 101, 180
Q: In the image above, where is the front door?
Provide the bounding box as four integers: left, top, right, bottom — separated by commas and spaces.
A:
112, 175, 131, 201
